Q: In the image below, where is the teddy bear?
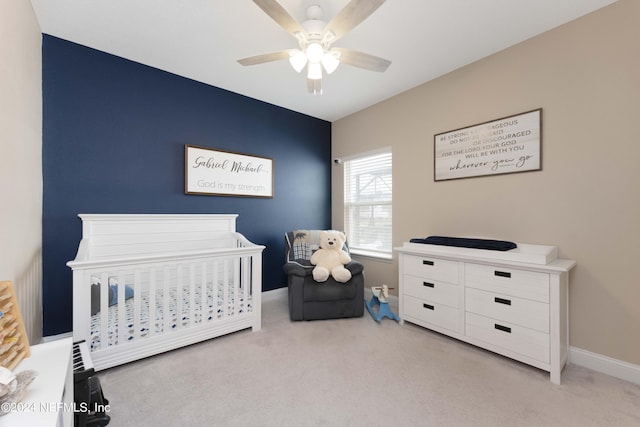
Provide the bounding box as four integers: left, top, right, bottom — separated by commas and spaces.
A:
310, 230, 352, 283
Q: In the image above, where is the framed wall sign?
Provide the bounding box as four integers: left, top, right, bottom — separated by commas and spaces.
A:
434, 108, 542, 181
185, 145, 273, 197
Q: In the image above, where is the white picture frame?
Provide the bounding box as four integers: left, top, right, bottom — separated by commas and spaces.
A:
185, 145, 273, 197
434, 109, 542, 181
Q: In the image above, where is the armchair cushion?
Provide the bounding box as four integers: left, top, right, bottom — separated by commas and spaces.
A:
283, 260, 363, 277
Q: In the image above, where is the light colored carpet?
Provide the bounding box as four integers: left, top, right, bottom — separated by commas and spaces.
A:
97, 290, 640, 426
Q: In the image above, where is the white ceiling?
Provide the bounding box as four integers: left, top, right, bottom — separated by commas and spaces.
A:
30, 0, 617, 122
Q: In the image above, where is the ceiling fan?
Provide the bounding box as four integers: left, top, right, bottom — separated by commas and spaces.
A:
238, 0, 391, 95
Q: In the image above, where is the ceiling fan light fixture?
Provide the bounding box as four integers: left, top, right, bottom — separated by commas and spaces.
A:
321, 51, 340, 74
308, 78, 323, 96
240, 0, 392, 94
307, 62, 323, 80
305, 42, 324, 63
289, 50, 307, 72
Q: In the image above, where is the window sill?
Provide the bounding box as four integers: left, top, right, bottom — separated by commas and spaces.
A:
350, 249, 393, 262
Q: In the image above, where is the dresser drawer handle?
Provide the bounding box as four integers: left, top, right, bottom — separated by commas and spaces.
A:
422, 260, 434, 266
423, 303, 435, 310
423, 282, 435, 288
494, 324, 511, 333
494, 270, 511, 278
494, 297, 511, 305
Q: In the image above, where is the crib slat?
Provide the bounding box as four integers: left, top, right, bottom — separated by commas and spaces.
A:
233, 257, 240, 316
201, 261, 207, 324
242, 255, 250, 314
99, 272, 109, 351
247, 256, 252, 313
163, 266, 171, 333
177, 265, 184, 331
223, 259, 229, 318
239, 256, 245, 315
188, 264, 194, 328
133, 269, 141, 341
181, 264, 188, 328
148, 268, 156, 338
116, 271, 126, 347
211, 261, 217, 320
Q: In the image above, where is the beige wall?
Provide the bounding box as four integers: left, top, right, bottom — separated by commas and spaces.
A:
332, 0, 640, 365
0, 2, 43, 343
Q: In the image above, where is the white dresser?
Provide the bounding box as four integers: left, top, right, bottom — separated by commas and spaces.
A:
396, 242, 576, 384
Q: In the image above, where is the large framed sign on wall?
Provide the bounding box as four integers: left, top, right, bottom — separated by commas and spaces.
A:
185, 145, 274, 197
434, 108, 542, 181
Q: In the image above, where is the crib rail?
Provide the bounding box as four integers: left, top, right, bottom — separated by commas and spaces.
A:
69, 233, 257, 267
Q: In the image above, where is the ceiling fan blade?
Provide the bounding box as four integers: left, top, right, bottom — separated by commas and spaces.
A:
238, 50, 294, 66
323, 0, 386, 42
307, 78, 323, 95
334, 48, 391, 72
252, 0, 304, 37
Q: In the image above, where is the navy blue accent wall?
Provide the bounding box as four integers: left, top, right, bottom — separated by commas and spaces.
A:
42, 35, 331, 336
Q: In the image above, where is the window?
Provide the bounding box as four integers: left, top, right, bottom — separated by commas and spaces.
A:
343, 148, 392, 259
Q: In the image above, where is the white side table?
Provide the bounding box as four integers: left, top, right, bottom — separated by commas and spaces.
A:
2, 337, 73, 426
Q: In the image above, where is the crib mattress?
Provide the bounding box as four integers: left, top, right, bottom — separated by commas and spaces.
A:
90, 282, 252, 351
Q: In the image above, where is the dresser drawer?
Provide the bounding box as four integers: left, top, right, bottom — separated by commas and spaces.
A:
404, 295, 459, 333
403, 255, 459, 284
404, 274, 459, 308
465, 263, 549, 303
465, 287, 549, 333
466, 312, 549, 363
404, 295, 460, 332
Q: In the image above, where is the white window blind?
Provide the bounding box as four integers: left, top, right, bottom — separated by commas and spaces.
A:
344, 149, 392, 259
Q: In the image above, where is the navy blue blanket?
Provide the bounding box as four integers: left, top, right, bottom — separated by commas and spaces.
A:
409, 236, 517, 251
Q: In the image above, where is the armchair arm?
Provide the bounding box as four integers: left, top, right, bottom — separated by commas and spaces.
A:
344, 260, 364, 276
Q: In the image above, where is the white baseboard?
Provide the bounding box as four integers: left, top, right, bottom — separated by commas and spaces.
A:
262, 287, 287, 302
570, 347, 640, 385
41, 331, 73, 344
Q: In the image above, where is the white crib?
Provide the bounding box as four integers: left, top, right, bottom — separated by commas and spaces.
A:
68, 214, 264, 371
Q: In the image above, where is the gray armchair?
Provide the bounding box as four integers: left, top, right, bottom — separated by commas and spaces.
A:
284, 230, 365, 321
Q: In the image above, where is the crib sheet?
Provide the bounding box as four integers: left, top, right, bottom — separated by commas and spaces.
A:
90, 282, 252, 351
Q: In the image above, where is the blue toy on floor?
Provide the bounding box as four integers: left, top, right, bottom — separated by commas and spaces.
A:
366, 285, 400, 323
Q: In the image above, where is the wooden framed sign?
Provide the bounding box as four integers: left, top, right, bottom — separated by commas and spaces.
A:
185, 145, 273, 197
434, 109, 542, 181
